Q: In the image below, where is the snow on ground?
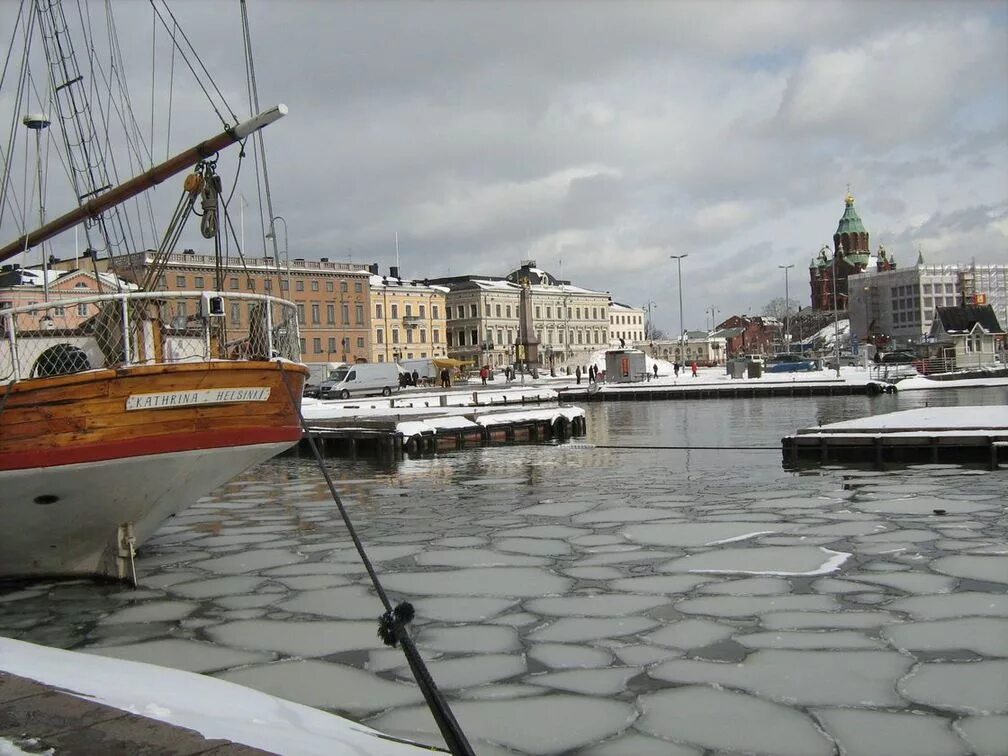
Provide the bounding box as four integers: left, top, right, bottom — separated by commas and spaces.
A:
0, 637, 432, 755
814, 406, 1008, 432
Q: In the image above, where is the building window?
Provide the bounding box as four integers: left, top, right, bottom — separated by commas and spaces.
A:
247, 280, 256, 291
312, 281, 319, 291
78, 303, 88, 316
229, 277, 239, 290
420, 304, 426, 317
193, 276, 204, 288
300, 337, 306, 353
264, 279, 272, 291
458, 330, 466, 346
341, 281, 348, 293
342, 303, 350, 324
535, 306, 541, 319
392, 328, 399, 344
470, 303, 478, 317
446, 331, 452, 347
433, 329, 440, 343
292, 280, 301, 291
311, 304, 320, 324
471, 328, 478, 345
376, 329, 384, 344
420, 329, 427, 343
176, 275, 186, 287
230, 302, 241, 325
296, 304, 305, 323
354, 281, 362, 293
355, 305, 364, 324
433, 305, 439, 319
327, 304, 335, 324
376, 303, 383, 319
357, 336, 365, 348
329, 337, 337, 353
326, 281, 334, 292
506, 305, 512, 318
405, 304, 413, 317
391, 304, 399, 319
407, 329, 414, 344
313, 337, 322, 353
280, 280, 289, 291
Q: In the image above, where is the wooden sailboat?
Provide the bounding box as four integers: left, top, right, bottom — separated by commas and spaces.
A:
0, 2, 307, 580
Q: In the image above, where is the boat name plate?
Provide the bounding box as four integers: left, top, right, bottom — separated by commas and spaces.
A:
125, 387, 271, 411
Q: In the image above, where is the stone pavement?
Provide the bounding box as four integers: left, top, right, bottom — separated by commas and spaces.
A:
0, 672, 274, 755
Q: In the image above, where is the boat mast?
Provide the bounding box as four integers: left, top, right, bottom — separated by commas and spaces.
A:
0, 105, 286, 265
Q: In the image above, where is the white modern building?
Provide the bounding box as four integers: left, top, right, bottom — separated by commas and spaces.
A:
848, 261, 1008, 349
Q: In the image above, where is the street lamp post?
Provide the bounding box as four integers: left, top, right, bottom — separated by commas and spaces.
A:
831, 245, 841, 378
779, 264, 794, 353
670, 254, 687, 345
23, 114, 51, 301
643, 300, 657, 341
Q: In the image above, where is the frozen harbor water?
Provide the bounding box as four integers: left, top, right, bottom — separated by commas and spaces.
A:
1, 387, 1006, 755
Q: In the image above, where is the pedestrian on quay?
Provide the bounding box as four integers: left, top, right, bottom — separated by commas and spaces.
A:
674, 362, 680, 377
691, 361, 698, 378
440, 367, 451, 388
575, 365, 582, 385
411, 370, 419, 387
480, 365, 489, 386
653, 363, 658, 379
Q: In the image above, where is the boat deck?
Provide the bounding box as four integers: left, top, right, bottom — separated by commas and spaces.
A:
0, 671, 271, 755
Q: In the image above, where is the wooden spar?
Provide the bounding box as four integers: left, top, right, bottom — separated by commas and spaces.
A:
0, 104, 287, 265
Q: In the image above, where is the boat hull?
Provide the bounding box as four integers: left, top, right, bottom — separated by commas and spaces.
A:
0, 361, 306, 579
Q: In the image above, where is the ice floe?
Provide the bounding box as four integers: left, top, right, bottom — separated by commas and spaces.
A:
660, 546, 851, 575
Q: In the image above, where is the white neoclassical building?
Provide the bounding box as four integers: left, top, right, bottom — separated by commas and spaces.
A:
608, 302, 645, 348
431, 262, 611, 372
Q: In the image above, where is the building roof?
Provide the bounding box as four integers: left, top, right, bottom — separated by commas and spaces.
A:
934, 305, 1004, 335
835, 192, 867, 236
712, 326, 745, 339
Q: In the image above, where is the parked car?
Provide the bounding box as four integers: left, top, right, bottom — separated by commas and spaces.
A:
765, 353, 817, 372
880, 351, 916, 365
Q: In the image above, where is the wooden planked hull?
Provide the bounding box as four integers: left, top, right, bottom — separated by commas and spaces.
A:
0, 360, 307, 579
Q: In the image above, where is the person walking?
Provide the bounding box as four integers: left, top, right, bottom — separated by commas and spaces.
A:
691, 361, 698, 378
653, 363, 658, 379
480, 365, 489, 386
440, 367, 451, 388
674, 362, 679, 377
575, 366, 582, 385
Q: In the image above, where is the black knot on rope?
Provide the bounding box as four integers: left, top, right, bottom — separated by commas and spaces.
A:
377, 602, 415, 647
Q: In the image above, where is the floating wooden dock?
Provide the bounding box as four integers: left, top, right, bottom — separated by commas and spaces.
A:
782, 406, 1008, 469
295, 409, 587, 462
561, 379, 882, 402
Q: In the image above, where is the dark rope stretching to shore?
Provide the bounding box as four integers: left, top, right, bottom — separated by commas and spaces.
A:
277, 362, 474, 756
568, 443, 781, 451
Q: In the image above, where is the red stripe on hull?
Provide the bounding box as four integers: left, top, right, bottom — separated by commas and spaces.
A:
0, 426, 301, 471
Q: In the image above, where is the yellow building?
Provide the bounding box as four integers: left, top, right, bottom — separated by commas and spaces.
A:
368, 268, 448, 363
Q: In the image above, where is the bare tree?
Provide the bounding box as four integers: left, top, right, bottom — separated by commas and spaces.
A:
762, 297, 798, 321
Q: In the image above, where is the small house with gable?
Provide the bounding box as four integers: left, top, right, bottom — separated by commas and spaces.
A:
929, 305, 1005, 368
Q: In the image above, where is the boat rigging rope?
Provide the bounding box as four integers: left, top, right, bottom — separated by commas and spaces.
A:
277, 362, 475, 756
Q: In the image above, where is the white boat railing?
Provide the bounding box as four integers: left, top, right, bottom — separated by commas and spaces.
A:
0, 290, 300, 383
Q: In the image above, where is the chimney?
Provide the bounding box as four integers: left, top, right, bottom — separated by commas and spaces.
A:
368, 263, 379, 275
321, 257, 329, 263
390, 265, 399, 279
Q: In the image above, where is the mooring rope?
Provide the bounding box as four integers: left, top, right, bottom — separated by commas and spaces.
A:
569, 443, 780, 451
277, 362, 473, 756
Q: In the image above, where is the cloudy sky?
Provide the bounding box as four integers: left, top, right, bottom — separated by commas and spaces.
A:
4, 0, 1007, 334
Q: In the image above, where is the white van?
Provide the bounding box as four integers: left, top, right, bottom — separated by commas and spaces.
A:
319, 363, 401, 400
